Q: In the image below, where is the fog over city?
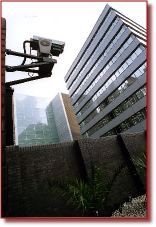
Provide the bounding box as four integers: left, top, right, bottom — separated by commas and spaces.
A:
2, 1, 146, 99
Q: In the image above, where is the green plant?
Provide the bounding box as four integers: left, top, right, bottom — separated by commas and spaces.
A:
49, 163, 125, 217
132, 147, 146, 173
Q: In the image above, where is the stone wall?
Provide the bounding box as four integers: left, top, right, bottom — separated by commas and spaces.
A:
5, 131, 146, 217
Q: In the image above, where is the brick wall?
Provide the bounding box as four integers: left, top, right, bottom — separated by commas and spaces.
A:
79, 132, 146, 214
6, 142, 82, 217
5, 131, 146, 217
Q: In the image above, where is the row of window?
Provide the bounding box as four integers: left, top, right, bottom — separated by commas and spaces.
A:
128, 26, 146, 43
76, 46, 146, 117
71, 25, 127, 103
16, 124, 55, 134
114, 10, 146, 33
16, 107, 51, 116
18, 138, 58, 146
80, 84, 146, 129
19, 132, 53, 140
73, 34, 137, 107
15, 99, 51, 108
17, 112, 47, 119
73, 34, 135, 109
17, 117, 49, 126
17, 119, 47, 126
67, 10, 113, 85
69, 16, 120, 93
83, 107, 146, 138
102, 107, 146, 137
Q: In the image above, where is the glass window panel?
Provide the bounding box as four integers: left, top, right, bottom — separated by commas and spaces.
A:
99, 102, 106, 111
101, 85, 106, 92
119, 47, 124, 54
106, 64, 110, 70
109, 60, 113, 66
115, 52, 120, 59
123, 42, 129, 50
108, 78, 112, 86
141, 108, 146, 118
126, 57, 133, 65
134, 69, 142, 78
141, 86, 146, 96
120, 120, 131, 131
111, 75, 116, 82
18, 140, 27, 146
135, 48, 142, 56
130, 115, 139, 125
130, 53, 136, 61
112, 56, 117, 63
137, 111, 145, 122
115, 70, 120, 78
103, 67, 107, 74
122, 101, 129, 111
117, 30, 122, 37
105, 129, 116, 136
122, 62, 128, 70
113, 37, 118, 43
25, 110, 33, 117
124, 100, 131, 108
107, 94, 115, 104
139, 65, 146, 74
127, 36, 133, 44
44, 138, 52, 143
125, 121, 131, 129
122, 82, 128, 91
36, 140, 45, 145
36, 134, 44, 139
102, 116, 109, 125
27, 134, 36, 139
105, 81, 109, 88
112, 90, 120, 99
26, 117, 34, 124
118, 86, 123, 94
18, 134, 26, 140
114, 106, 122, 116
118, 67, 124, 74
136, 90, 144, 99
119, 122, 126, 131
131, 94, 138, 103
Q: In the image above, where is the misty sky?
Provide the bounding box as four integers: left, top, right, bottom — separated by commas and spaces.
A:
2, 1, 146, 99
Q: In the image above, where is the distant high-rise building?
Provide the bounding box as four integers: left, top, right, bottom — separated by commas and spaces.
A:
64, 4, 146, 138
14, 94, 59, 146
14, 93, 81, 146
51, 92, 82, 141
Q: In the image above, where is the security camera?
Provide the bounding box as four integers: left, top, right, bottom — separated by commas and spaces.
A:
30, 35, 65, 57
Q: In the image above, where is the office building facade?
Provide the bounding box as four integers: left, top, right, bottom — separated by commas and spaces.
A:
14, 92, 81, 146
64, 4, 146, 138
14, 94, 59, 146
51, 92, 82, 142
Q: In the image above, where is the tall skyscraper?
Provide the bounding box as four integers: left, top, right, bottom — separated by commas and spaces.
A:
64, 4, 146, 138
14, 94, 59, 146
51, 92, 82, 141
14, 93, 81, 146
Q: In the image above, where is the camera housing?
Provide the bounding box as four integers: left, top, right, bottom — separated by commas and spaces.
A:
30, 35, 65, 57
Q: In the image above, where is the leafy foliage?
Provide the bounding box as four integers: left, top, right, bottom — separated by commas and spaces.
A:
132, 147, 146, 176
49, 163, 125, 217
